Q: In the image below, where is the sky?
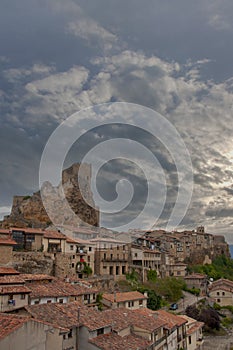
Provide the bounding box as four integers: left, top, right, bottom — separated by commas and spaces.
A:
0, 0, 233, 240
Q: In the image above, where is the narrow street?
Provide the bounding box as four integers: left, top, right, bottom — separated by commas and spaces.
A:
177, 291, 204, 313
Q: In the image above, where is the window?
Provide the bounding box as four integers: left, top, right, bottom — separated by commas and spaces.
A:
59, 299, 64, 303
122, 266, 126, 274
222, 292, 225, 296
135, 253, 138, 257
110, 254, 113, 260
20, 294, 25, 300
116, 266, 119, 275
217, 299, 221, 303
70, 245, 74, 250
217, 292, 220, 296
97, 328, 104, 336
88, 256, 90, 262
73, 255, 75, 259
26, 234, 35, 242
89, 247, 92, 252
68, 330, 73, 338
72, 263, 75, 268
47, 300, 52, 303
139, 300, 143, 306
104, 253, 106, 260
34, 300, 39, 305
189, 336, 192, 345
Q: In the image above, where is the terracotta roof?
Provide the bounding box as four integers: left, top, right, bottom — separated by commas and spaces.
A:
20, 274, 55, 282
28, 279, 97, 298
0, 229, 10, 235
0, 313, 28, 340
90, 237, 125, 244
71, 284, 98, 295
0, 238, 17, 246
103, 291, 147, 303
184, 273, 206, 280
210, 285, 233, 293
137, 308, 186, 329
0, 275, 25, 285
89, 333, 152, 350
43, 230, 66, 239
66, 236, 94, 245
0, 267, 19, 275
155, 310, 187, 328
211, 278, 233, 288
29, 280, 80, 298
11, 227, 44, 235
0, 285, 31, 295
26, 302, 110, 331
0, 313, 69, 340
186, 321, 204, 335
103, 308, 165, 333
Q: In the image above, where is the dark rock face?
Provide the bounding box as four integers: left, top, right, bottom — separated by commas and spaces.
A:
1, 163, 99, 228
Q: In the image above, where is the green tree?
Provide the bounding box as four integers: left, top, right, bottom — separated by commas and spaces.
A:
82, 262, 92, 276
96, 293, 103, 311
138, 286, 162, 310
147, 269, 157, 282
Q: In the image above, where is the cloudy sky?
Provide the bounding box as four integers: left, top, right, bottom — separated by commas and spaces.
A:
0, 0, 233, 239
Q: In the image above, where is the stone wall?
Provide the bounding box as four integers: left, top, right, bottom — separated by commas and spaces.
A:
0, 245, 13, 265
12, 252, 55, 275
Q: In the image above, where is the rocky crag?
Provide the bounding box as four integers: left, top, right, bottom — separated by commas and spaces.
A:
1, 163, 99, 229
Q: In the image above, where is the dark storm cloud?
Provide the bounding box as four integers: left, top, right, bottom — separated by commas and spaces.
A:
206, 207, 233, 218
0, 0, 233, 234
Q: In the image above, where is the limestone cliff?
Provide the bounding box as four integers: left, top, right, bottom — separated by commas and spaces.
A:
1, 163, 99, 229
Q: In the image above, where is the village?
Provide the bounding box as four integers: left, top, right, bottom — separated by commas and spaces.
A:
0, 224, 232, 350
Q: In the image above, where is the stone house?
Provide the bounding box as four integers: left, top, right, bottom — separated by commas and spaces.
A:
94, 238, 129, 280
0, 274, 31, 312
209, 278, 233, 306
0, 313, 68, 350
0, 237, 17, 265
181, 315, 204, 350
11, 227, 44, 251
184, 274, 208, 296
65, 237, 95, 274
42, 230, 66, 253
26, 302, 112, 350
102, 291, 148, 310
130, 245, 162, 282
27, 278, 98, 306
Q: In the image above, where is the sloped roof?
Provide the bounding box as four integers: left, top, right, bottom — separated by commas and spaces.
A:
103, 291, 147, 303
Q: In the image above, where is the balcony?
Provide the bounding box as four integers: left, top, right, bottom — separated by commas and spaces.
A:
102, 257, 128, 262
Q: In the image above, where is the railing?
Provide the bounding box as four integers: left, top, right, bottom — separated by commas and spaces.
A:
153, 335, 166, 347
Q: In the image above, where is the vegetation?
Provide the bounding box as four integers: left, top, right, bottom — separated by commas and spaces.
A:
189, 254, 233, 281
184, 286, 200, 296
186, 304, 220, 332
152, 277, 186, 302
82, 262, 93, 277
96, 293, 103, 311
23, 195, 31, 200
147, 269, 157, 282
138, 286, 162, 310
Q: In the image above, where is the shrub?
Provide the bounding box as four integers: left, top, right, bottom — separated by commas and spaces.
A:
147, 269, 157, 282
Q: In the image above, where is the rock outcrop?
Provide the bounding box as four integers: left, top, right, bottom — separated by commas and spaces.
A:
1, 163, 99, 229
